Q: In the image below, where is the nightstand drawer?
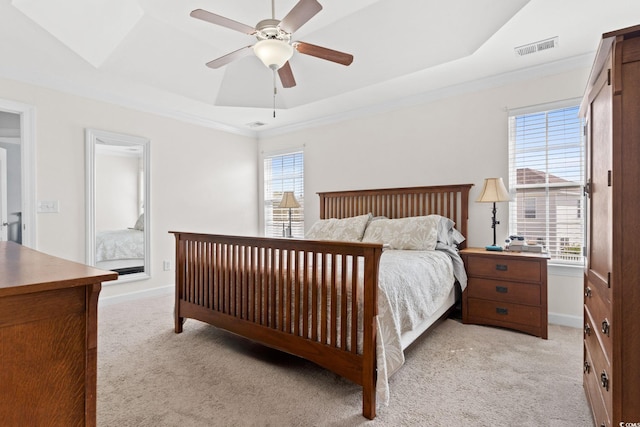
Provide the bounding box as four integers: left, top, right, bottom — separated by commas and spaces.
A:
465, 255, 542, 283
467, 298, 541, 327
466, 278, 540, 305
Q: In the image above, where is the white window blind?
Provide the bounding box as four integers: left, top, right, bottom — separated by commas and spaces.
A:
508, 105, 585, 264
263, 150, 304, 238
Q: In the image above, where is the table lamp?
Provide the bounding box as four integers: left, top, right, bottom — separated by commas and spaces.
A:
476, 177, 511, 251
278, 191, 300, 238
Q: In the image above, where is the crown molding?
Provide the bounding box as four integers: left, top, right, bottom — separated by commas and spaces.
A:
257, 52, 594, 140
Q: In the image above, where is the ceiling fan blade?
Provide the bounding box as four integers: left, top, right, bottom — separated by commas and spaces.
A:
205, 46, 254, 69
279, 0, 322, 34
294, 42, 354, 66
190, 9, 256, 35
278, 62, 297, 88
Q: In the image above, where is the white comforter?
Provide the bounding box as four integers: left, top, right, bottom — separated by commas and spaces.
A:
375, 249, 455, 404
95, 229, 144, 262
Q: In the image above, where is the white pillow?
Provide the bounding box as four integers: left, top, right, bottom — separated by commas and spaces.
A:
361, 215, 440, 250
134, 214, 144, 231
432, 214, 466, 246
305, 213, 372, 242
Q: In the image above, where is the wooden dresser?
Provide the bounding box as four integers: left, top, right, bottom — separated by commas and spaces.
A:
580, 24, 640, 427
460, 248, 548, 339
0, 242, 117, 427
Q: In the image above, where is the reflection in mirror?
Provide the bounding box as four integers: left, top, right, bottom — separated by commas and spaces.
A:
86, 129, 150, 282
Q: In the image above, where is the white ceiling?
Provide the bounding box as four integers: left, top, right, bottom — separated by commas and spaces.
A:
1, 0, 639, 137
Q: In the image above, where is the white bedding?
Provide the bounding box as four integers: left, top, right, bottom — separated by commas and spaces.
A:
96, 229, 144, 262
375, 249, 455, 404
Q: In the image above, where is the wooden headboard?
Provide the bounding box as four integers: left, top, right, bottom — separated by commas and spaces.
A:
317, 184, 473, 249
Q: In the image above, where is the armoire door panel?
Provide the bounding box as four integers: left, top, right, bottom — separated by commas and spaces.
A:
587, 67, 613, 290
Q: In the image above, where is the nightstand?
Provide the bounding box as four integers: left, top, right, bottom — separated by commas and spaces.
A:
460, 248, 549, 339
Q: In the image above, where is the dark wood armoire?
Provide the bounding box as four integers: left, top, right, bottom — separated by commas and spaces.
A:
580, 24, 640, 427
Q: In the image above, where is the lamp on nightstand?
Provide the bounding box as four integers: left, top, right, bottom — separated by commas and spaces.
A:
476, 177, 511, 251
278, 191, 300, 238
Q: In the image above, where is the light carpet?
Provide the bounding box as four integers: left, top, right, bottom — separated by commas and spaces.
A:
97, 294, 592, 426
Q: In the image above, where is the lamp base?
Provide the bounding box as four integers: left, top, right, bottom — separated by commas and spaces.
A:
485, 245, 503, 251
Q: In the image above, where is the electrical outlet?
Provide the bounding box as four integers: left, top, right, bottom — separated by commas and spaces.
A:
163, 260, 171, 271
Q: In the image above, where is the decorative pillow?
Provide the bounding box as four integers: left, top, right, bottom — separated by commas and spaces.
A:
305, 213, 372, 242
134, 214, 144, 231
361, 215, 440, 250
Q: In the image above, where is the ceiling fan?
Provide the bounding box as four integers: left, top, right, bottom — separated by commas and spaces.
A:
190, 0, 354, 89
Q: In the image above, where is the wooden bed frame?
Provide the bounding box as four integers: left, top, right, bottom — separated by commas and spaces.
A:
170, 184, 472, 419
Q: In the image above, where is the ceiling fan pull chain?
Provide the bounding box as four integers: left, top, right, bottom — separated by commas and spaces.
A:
273, 69, 277, 118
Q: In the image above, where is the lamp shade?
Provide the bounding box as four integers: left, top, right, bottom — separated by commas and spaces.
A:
253, 39, 294, 70
476, 178, 511, 203
278, 191, 300, 208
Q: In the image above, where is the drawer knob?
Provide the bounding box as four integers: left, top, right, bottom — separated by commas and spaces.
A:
496, 264, 508, 271
496, 307, 508, 315
584, 287, 592, 298
600, 370, 609, 391
601, 319, 610, 336
584, 323, 591, 336
583, 361, 591, 374
496, 286, 508, 293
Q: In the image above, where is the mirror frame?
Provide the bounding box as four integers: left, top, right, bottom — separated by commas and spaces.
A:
85, 128, 150, 283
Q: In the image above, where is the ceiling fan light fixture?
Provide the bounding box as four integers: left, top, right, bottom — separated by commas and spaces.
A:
253, 39, 294, 70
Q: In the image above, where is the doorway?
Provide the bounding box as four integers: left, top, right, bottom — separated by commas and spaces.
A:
0, 147, 7, 241
0, 100, 36, 248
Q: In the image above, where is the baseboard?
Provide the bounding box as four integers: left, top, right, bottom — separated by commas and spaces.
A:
548, 312, 582, 329
98, 284, 173, 307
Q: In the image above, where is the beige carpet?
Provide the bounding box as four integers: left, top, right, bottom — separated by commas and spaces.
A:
97, 294, 592, 426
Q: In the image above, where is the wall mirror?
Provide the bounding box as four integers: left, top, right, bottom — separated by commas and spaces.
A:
86, 128, 150, 283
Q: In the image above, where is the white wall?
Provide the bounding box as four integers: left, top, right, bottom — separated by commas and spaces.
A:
259, 67, 590, 327
0, 77, 259, 299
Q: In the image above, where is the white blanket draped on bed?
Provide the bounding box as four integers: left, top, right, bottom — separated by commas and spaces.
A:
375, 249, 455, 405
95, 229, 144, 262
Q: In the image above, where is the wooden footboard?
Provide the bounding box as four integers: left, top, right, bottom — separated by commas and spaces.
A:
170, 232, 384, 419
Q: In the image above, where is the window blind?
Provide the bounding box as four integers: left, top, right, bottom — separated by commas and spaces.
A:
263, 150, 304, 238
508, 105, 584, 264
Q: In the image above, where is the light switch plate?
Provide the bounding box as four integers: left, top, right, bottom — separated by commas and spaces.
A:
37, 200, 59, 213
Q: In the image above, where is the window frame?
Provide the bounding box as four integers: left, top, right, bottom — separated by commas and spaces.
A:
507, 99, 585, 266
262, 148, 304, 238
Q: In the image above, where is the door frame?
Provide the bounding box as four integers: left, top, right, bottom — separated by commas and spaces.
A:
0, 147, 7, 241
0, 99, 36, 248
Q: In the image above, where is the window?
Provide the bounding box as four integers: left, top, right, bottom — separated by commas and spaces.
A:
263, 150, 304, 238
508, 104, 584, 264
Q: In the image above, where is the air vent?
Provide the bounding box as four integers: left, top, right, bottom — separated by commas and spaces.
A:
246, 121, 267, 128
515, 37, 559, 56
